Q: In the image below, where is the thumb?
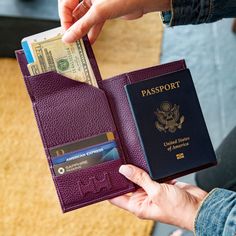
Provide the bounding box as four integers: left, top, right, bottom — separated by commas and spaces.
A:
62, 4, 106, 43
119, 164, 161, 198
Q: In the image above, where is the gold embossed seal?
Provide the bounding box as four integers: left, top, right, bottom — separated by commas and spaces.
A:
154, 101, 185, 133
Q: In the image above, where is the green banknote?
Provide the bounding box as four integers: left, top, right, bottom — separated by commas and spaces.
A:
28, 34, 97, 87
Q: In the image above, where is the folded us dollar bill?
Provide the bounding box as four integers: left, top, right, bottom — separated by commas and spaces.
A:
21, 27, 97, 87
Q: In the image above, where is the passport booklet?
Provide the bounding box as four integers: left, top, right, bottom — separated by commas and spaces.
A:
125, 69, 217, 181
16, 35, 217, 212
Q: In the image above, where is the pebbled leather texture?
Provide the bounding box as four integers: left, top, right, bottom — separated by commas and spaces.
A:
100, 61, 186, 172
16, 50, 134, 213
15, 39, 186, 212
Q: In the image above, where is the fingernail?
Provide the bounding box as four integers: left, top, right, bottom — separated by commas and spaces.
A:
62, 31, 74, 43
119, 165, 134, 177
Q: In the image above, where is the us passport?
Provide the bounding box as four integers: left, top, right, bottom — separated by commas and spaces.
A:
125, 69, 217, 181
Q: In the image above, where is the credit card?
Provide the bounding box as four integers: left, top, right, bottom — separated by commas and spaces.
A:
21, 27, 63, 63
53, 147, 119, 176
52, 140, 117, 165
50, 132, 115, 158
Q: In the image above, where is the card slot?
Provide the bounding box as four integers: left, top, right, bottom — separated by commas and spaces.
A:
48, 130, 126, 165
16, 36, 102, 83
24, 71, 105, 101
53, 159, 134, 212
22, 70, 120, 150
34, 88, 118, 150
48, 131, 116, 158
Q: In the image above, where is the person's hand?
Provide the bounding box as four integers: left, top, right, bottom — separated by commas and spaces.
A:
109, 164, 208, 231
58, 0, 171, 44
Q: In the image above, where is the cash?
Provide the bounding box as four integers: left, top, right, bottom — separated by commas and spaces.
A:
23, 28, 97, 87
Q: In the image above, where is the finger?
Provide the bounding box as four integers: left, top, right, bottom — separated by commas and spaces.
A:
119, 165, 160, 197
59, 0, 79, 30
130, 188, 147, 201
62, 0, 142, 43
72, 0, 92, 21
87, 21, 105, 44
62, 5, 106, 43
109, 195, 130, 210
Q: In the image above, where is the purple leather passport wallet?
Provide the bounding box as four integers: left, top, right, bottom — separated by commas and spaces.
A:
15, 37, 216, 212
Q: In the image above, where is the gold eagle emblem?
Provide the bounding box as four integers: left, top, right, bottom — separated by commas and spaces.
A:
154, 101, 184, 133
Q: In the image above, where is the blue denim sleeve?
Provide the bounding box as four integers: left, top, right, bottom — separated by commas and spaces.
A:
194, 188, 236, 236
161, 0, 236, 26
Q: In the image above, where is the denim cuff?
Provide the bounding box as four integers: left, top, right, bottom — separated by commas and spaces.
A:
162, 0, 236, 26
161, 0, 211, 26
194, 188, 236, 236
161, 11, 172, 25
206, 0, 236, 23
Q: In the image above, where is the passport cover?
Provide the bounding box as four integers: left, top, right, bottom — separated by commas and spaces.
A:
125, 69, 217, 181
15, 37, 214, 212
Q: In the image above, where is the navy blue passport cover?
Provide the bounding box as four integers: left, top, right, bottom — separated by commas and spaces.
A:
125, 69, 217, 181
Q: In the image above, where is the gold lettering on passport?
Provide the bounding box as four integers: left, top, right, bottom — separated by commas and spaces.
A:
155, 101, 184, 133
141, 81, 181, 97
164, 137, 190, 153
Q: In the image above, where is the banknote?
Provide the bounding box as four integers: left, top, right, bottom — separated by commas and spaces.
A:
26, 31, 97, 87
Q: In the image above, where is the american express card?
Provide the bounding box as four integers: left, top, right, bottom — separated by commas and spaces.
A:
53, 146, 119, 176
52, 140, 117, 165
50, 132, 114, 158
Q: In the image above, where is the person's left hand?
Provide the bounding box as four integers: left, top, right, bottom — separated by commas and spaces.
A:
109, 164, 207, 231
58, 0, 171, 43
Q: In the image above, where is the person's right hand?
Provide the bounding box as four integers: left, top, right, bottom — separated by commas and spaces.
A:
109, 165, 208, 231
58, 0, 171, 44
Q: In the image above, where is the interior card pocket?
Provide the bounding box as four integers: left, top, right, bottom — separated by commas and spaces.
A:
53, 159, 134, 212
25, 71, 118, 149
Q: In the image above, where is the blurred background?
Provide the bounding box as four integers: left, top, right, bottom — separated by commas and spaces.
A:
0, 0, 236, 236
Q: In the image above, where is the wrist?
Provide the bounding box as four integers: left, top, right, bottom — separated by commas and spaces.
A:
185, 194, 208, 231
187, 200, 203, 231
163, 197, 205, 231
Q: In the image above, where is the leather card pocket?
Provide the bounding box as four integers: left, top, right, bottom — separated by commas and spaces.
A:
25, 71, 118, 149
23, 71, 134, 211
53, 159, 133, 212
